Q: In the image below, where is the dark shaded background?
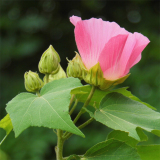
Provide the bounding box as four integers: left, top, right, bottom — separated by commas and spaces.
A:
0, 0, 160, 160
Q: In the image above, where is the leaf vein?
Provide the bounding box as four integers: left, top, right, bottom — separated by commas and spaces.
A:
40, 96, 78, 132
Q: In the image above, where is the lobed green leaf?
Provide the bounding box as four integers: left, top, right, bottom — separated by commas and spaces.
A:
6, 78, 84, 138
87, 92, 160, 140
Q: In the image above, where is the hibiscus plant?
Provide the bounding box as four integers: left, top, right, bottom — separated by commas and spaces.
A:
0, 16, 160, 160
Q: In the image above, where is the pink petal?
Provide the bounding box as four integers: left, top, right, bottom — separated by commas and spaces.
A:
98, 35, 129, 80
114, 33, 137, 76
70, 16, 82, 26
123, 32, 150, 75
73, 17, 128, 69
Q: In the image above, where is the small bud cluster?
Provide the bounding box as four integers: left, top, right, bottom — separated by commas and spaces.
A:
24, 45, 66, 93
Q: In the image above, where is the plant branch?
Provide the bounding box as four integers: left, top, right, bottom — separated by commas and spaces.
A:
0, 135, 7, 145
73, 85, 96, 124
68, 95, 75, 109
62, 96, 77, 138
56, 129, 64, 160
78, 117, 94, 130
53, 129, 57, 135
69, 99, 78, 115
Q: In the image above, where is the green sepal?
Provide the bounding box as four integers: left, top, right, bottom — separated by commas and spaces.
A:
83, 62, 130, 90
67, 53, 130, 90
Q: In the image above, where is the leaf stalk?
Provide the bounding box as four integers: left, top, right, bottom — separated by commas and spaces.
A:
73, 85, 96, 124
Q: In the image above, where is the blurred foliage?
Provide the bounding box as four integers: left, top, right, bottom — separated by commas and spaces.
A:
0, 0, 159, 159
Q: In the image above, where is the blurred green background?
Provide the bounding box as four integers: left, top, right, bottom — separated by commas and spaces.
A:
0, 0, 159, 160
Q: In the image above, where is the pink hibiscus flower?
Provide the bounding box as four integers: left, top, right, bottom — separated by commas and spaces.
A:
70, 16, 150, 81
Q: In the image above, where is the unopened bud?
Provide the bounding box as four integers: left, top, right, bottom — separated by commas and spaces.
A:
67, 52, 85, 79
24, 71, 43, 92
38, 45, 60, 74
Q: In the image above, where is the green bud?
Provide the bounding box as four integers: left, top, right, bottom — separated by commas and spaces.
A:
67, 52, 85, 79
38, 45, 60, 74
43, 65, 66, 84
24, 71, 43, 92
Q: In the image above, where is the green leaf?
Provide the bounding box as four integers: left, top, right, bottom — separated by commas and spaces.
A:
137, 145, 160, 160
0, 114, 13, 145
71, 85, 155, 110
90, 92, 160, 140
113, 87, 156, 110
6, 78, 84, 138
0, 114, 12, 135
107, 129, 147, 147
81, 139, 141, 160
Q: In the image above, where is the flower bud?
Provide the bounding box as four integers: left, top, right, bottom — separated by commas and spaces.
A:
67, 52, 85, 79
43, 66, 66, 84
38, 45, 60, 74
24, 71, 43, 92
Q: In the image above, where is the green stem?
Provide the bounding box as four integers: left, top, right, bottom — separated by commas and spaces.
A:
63, 118, 94, 141
36, 91, 41, 97
69, 99, 78, 115
68, 95, 75, 110
63, 96, 77, 138
45, 74, 49, 83
53, 129, 57, 135
56, 129, 64, 160
78, 118, 94, 130
0, 135, 7, 145
57, 86, 96, 158
73, 86, 96, 124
